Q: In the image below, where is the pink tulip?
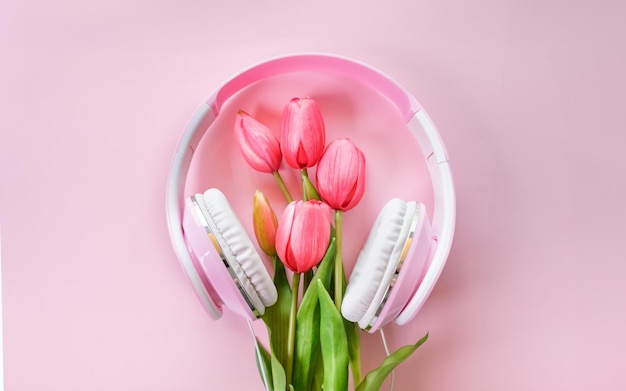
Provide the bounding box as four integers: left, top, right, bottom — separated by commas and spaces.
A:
316, 138, 366, 212
252, 190, 279, 256
234, 111, 282, 173
275, 200, 331, 273
280, 97, 326, 169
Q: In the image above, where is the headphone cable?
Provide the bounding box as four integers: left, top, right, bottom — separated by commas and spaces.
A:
379, 327, 395, 391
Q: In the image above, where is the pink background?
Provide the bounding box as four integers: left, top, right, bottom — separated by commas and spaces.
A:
2, 0, 626, 390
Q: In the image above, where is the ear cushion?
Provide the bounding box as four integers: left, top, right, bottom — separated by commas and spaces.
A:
201, 188, 278, 313
342, 198, 417, 328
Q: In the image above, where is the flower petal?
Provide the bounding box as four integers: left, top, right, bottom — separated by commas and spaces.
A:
275, 200, 331, 273
234, 111, 282, 173
280, 97, 326, 169
316, 139, 366, 211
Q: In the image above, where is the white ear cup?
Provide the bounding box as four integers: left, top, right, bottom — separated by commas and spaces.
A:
342, 199, 417, 328
200, 188, 278, 314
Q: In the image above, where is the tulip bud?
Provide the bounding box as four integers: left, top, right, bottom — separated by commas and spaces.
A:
316, 138, 366, 211
275, 200, 331, 273
280, 97, 326, 169
252, 190, 279, 256
234, 111, 282, 173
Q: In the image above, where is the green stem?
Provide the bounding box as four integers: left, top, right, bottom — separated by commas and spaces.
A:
286, 272, 301, 386
273, 170, 293, 203
301, 168, 308, 201
334, 210, 343, 311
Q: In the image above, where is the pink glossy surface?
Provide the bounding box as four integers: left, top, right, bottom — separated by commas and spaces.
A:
2, 1, 626, 391
209, 54, 420, 121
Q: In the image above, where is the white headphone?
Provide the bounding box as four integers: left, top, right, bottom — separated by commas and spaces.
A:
166, 53, 455, 332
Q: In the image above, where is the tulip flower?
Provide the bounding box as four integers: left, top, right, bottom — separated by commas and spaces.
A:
252, 190, 279, 256
276, 199, 330, 385
315, 138, 366, 212
275, 200, 331, 273
316, 138, 366, 310
280, 97, 326, 169
234, 110, 282, 173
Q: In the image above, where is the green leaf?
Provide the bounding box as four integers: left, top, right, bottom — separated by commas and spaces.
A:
299, 239, 335, 314
341, 268, 362, 385
301, 170, 321, 201
271, 350, 287, 391
252, 336, 273, 390
312, 349, 324, 391
344, 317, 362, 384
261, 257, 292, 370
355, 333, 429, 391
317, 280, 349, 391
292, 240, 335, 391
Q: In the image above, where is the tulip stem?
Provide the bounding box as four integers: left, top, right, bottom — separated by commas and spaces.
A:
301, 168, 309, 201
286, 272, 300, 386
334, 210, 343, 311
273, 170, 293, 203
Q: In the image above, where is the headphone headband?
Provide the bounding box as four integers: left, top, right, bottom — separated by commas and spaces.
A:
166, 53, 455, 323
208, 54, 420, 122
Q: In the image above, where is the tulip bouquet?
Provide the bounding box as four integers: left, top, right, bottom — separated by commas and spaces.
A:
234, 97, 427, 391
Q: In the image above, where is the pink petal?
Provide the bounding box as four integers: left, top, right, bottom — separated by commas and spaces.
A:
316, 139, 366, 211
234, 111, 282, 173
280, 97, 326, 169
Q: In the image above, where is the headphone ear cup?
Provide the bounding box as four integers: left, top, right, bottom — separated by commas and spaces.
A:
201, 188, 278, 315
342, 199, 417, 329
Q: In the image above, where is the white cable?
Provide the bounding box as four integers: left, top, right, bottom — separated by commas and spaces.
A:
379, 327, 394, 391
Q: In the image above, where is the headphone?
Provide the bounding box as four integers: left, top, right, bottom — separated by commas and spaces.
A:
166, 54, 455, 333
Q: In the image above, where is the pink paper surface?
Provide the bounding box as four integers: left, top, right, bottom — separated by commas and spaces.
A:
2, 0, 626, 390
